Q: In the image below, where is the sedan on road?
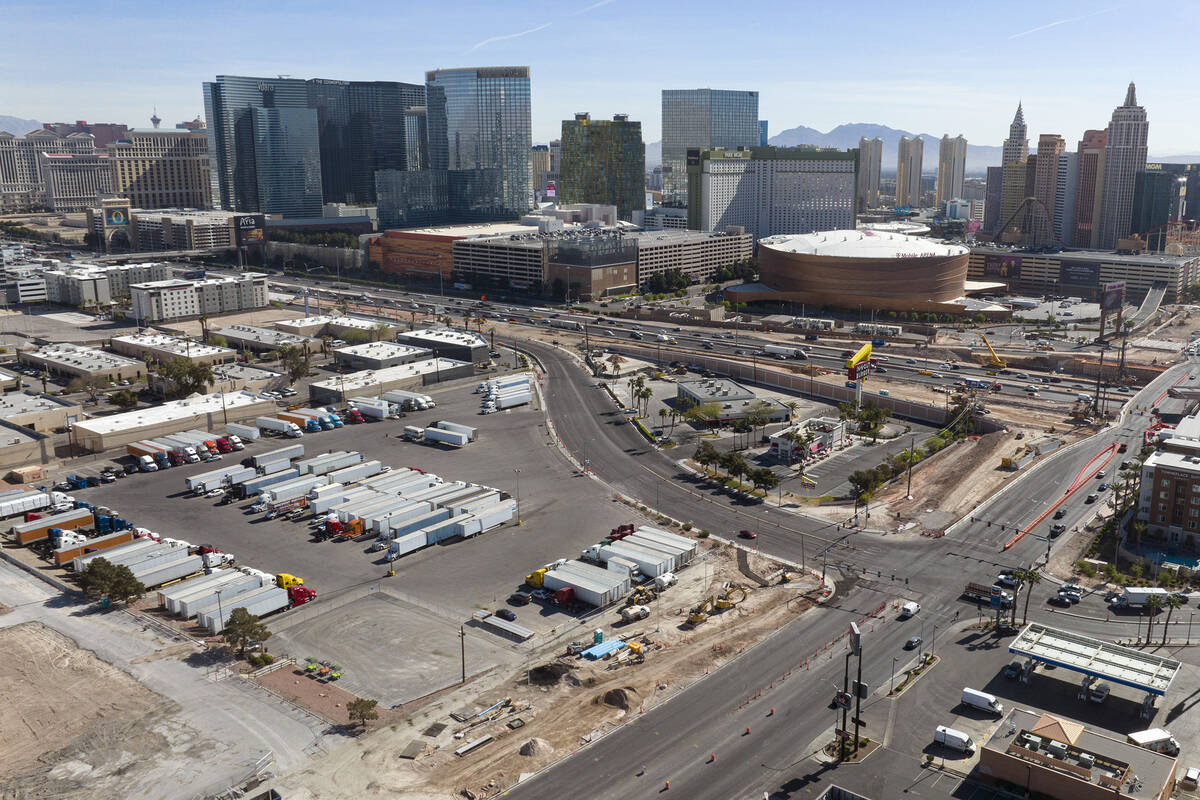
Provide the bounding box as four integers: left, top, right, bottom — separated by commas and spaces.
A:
1048, 595, 1072, 608
905, 636, 922, 650
738, 529, 757, 539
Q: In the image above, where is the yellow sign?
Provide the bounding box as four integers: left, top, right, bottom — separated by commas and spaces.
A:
845, 343, 872, 370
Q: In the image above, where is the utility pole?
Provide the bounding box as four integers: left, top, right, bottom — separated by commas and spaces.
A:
840, 650, 851, 761
906, 434, 915, 499
460, 625, 466, 684
852, 633, 864, 756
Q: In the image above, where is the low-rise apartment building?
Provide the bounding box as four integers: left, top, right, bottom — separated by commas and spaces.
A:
129, 273, 268, 323
109, 332, 236, 366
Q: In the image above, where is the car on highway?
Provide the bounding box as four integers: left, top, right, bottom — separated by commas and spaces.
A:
1172, 592, 1190, 604
1050, 524, 1067, 537
496, 608, 517, 621
905, 636, 922, 650
738, 529, 757, 539
1016, 373, 1029, 379
1085, 493, 1098, 503
1096, 470, 1106, 479
1056, 588, 1079, 603
1099, 482, 1110, 491
1118, 386, 1131, 393
1054, 508, 1066, 519
932, 372, 944, 379
905, 359, 916, 364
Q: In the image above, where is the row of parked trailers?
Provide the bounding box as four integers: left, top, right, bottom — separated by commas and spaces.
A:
545, 526, 698, 607
155, 567, 292, 633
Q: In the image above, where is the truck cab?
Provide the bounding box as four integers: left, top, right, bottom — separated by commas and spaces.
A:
139, 454, 158, 472
226, 435, 244, 450
215, 437, 233, 453
152, 452, 171, 469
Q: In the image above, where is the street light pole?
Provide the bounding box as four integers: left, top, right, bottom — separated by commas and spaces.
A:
890, 656, 898, 695
513, 468, 521, 525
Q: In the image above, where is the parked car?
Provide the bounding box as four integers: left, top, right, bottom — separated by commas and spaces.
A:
496, 609, 517, 621
1002, 661, 1024, 679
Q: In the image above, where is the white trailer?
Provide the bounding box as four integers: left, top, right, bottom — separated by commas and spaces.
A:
424, 427, 468, 447
198, 586, 291, 634
313, 487, 378, 515
377, 502, 433, 535
0, 490, 53, 519
307, 483, 345, 503
434, 421, 478, 441
327, 460, 383, 485
306, 451, 363, 476
455, 499, 515, 537
186, 465, 250, 493
764, 344, 806, 359
226, 422, 261, 441
237, 469, 300, 499
599, 541, 672, 577
388, 508, 451, 539
487, 373, 532, 391
260, 475, 330, 505
383, 389, 434, 410
452, 491, 502, 516
179, 574, 264, 619
372, 472, 437, 494
256, 459, 292, 476
254, 445, 304, 467
158, 570, 242, 611
257, 417, 303, 437
542, 562, 626, 607
633, 526, 698, 562
72, 539, 162, 572
398, 483, 456, 505
77, 544, 187, 574
495, 391, 531, 410
615, 537, 679, 571
388, 529, 427, 558
133, 555, 205, 589
126, 551, 193, 580
348, 397, 394, 419
363, 468, 418, 489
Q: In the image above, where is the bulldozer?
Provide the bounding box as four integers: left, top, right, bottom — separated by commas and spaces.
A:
626, 585, 655, 606
687, 597, 714, 625
714, 584, 748, 610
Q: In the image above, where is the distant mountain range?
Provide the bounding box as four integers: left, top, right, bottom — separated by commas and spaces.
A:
644, 122, 1197, 175
0, 115, 41, 135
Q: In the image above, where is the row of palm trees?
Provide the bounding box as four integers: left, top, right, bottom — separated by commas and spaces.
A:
693, 440, 780, 494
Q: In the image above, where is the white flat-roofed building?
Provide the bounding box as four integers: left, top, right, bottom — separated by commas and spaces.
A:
308, 358, 474, 404
676, 376, 789, 423
72, 390, 279, 451
333, 341, 433, 371
760, 230, 969, 258
42, 267, 112, 307
394, 328, 488, 363
214, 324, 314, 353
273, 314, 390, 339
110, 332, 236, 366
129, 272, 267, 322
0, 391, 82, 432
19, 342, 144, 381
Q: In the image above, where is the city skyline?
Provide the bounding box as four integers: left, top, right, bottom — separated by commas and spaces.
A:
3, 0, 1198, 154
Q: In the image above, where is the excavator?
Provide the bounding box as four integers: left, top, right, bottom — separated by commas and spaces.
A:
714, 584, 748, 610
976, 332, 1006, 369
687, 597, 713, 625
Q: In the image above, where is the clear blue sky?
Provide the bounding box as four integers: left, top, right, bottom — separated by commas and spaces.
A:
2, 0, 1195, 154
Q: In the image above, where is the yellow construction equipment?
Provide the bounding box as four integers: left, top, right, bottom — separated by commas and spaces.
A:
976, 333, 1006, 369
715, 584, 748, 610
626, 586, 654, 606
687, 597, 713, 625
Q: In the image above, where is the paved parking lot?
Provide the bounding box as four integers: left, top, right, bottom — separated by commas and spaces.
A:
66, 373, 642, 701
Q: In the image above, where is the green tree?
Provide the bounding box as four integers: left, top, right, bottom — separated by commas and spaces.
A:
109, 389, 140, 410
1144, 594, 1163, 643
637, 385, 653, 417
723, 451, 749, 490
278, 344, 311, 384
67, 375, 107, 402
347, 697, 379, 730
157, 359, 214, 398
693, 440, 719, 476
1162, 593, 1182, 646
38, 370, 50, 393
371, 322, 392, 342
754, 467, 780, 494
341, 328, 370, 345
658, 407, 668, 432
78, 557, 145, 605
198, 314, 210, 341
222, 607, 271, 656
209, 334, 229, 348
1017, 568, 1041, 625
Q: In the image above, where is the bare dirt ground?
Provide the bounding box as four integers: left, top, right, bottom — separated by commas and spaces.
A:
0, 622, 172, 798
273, 546, 819, 800
880, 431, 1013, 522
170, 306, 304, 337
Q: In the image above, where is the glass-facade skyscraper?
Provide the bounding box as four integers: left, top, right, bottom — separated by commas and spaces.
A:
424, 66, 532, 223
661, 88, 759, 207
203, 76, 323, 217
559, 113, 645, 220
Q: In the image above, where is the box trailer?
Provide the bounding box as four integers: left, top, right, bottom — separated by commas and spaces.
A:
186, 465, 250, 493
0, 490, 55, 519
199, 586, 291, 634
388, 508, 451, 539
177, 574, 264, 619
72, 539, 162, 572
382, 389, 434, 410
598, 542, 672, 577
52, 529, 134, 567
633, 526, 698, 562
415, 483, 473, 507
424, 427, 468, 447
459, 500, 515, 536
363, 468, 419, 489
304, 452, 363, 476
113, 548, 193, 577
134, 555, 205, 589
256, 459, 292, 476
157, 570, 239, 609
313, 487, 378, 515
307, 482, 345, 502
294, 451, 348, 472
542, 565, 623, 607
257, 417, 303, 437
326, 460, 382, 486
495, 391, 531, 410
616, 537, 679, 571
12, 508, 94, 545
487, 373, 532, 390
376, 473, 439, 495
434, 421, 478, 442
398, 483, 456, 505
127, 440, 167, 458
348, 397, 393, 419
388, 529, 427, 558
416, 517, 462, 545
226, 422, 261, 441
436, 487, 491, 513
253, 445, 305, 467
377, 502, 433, 534
236, 469, 300, 499
261, 475, 330, 505
366, 501, 424, 533
402, 425, 424, 441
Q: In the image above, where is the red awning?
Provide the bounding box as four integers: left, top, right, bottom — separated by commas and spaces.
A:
809, 443, 821, 452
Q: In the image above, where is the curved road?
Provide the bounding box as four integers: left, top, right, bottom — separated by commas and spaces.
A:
500, 340, 1195, 799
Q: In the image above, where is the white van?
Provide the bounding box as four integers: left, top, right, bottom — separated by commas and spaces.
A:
961, 687, 1004, 716
1128, 728, 1180, 756
899, 601, 921, 619
1077, 393, 1093, 402
935, 726, 976, 754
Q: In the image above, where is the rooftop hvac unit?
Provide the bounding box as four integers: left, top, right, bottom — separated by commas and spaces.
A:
1078, 752, 1095, 769
1045, 740, 1068, 759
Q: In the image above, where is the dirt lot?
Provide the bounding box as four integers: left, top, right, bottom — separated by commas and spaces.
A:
273, 545, 819, 799
0, 622, 172, 797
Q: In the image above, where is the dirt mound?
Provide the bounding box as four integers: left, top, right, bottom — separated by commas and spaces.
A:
528, 663, 571, 686
595, 686, 639, 710
518, 737, 554, 757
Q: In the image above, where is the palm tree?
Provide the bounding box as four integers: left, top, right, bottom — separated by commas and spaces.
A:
1162, 593, 1182, 646
38, 371, 49, 393
607, 353, 625, 377
637, 386, 652, 417
658, 408, 668, 432
784, 400, 799, 421
198, 314, 210, 342
667, 409, 678, 434
1145, 594, 1163, 643
1019, 568, 1041, 624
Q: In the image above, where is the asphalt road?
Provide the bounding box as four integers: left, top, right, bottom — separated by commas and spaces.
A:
501, 340, 1196, 799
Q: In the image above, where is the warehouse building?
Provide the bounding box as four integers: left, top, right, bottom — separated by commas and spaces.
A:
308, 358, 474, 404
71, 390, 278, 452
274, 314, 392, 339
19, 342, 144, 382
0, 418, 52, 471
969, 245, 1200, 302
676, 377, 789, 423
110, 332, 236, 366
0, 392, 81, 433
208, 363, 283, 393
214, 324, 315, 354
333, 341, 433, 371
395, 328, 488, 363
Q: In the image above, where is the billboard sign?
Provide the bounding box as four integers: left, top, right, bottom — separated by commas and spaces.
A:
104, 206, 129, 226
234, 214, 265, 247
983, 254, 1021, 280
1102, 281, 1126, 312
546, 181, 556, 198
645, 192, 654, 211
1060, 261, 1100, 286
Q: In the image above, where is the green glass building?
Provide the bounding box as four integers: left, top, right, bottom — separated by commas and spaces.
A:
559, 113, 645, 221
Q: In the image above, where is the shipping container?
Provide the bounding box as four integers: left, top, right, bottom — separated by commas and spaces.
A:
327, 460, 383, 486
179, 574, 264, 619
434, 421, 478, 442
198, 587, 291, 634
52, 529, 134, 567
253, 444, 305, 467
134, 555, 205, 589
